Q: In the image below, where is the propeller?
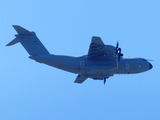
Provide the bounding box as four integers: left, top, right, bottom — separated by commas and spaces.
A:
115, 41, 119, 54
115, 41, 123, 61
115, 41, 123, 69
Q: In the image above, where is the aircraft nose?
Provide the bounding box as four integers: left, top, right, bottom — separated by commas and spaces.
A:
149, 63, 153, 70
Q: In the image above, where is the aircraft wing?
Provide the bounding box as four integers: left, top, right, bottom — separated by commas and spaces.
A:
74, 75, 88, 83
87, 36, 115, 59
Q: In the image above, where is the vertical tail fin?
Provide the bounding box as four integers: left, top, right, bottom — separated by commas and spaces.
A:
6, 25, 50, 56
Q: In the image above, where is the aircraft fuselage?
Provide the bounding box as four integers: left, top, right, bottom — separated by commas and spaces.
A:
7, 25, 153, 83
29, 55, 152, 80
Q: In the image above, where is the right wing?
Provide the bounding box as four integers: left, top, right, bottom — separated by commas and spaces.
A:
74, 75, 88, 84
87, 36, 116, 59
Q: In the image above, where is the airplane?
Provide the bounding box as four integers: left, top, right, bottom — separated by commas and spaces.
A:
6, 25, 153, 84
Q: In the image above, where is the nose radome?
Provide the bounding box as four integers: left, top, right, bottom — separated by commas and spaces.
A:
149, 63, 153, 70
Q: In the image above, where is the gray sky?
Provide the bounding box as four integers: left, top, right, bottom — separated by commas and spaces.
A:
1, 0, 159, 120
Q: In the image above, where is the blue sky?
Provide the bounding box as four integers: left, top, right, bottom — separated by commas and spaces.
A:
1, 0, 160, 120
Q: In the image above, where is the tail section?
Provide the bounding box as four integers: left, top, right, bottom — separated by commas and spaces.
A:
6, 25, 50, 56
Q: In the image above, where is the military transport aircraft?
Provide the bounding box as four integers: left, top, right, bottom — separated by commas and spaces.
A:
6, 25, 153, 84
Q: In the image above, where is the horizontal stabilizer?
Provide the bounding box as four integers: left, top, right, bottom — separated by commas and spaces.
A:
74, 74, 88, 84
12, 25, 34, 35
6, 38, 19, 46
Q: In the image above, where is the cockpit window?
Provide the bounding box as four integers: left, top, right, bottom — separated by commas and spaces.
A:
142, 59, 147, 61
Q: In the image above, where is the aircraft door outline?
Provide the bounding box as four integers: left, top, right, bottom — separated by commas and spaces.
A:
80, 61, 85, 68
126, 63, 130, 69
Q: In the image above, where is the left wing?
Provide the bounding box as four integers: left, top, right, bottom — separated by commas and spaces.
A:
87, 36, 116, 59
74, 75, 88, 84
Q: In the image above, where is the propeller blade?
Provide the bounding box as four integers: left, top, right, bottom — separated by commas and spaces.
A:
115, 41, 119, 54
116, 41, 119, 48
118, 55, 120, 61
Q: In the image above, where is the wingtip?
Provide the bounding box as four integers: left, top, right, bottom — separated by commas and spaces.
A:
91, 36, 104, 45
6, 44, 10, 46
12, 25, 22, 30
12, 25, 19, 27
